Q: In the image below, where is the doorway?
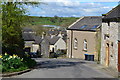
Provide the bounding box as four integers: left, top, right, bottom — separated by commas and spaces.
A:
105, 43, 109, 67
118, 41, 120, 72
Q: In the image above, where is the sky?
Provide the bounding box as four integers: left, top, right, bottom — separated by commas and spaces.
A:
24, 0, 120, 17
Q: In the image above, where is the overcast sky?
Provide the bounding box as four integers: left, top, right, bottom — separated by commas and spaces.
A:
24, 0, 119, 17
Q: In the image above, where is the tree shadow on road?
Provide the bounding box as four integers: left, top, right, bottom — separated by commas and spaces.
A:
35, 59, 86, 69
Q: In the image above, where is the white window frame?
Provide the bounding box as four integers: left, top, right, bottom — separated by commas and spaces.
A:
74, 38, 78, 49
84, 39, 87, 51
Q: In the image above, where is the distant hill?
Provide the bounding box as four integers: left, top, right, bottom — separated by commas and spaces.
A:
24, 16, 79, 27
23, 16, 79, 35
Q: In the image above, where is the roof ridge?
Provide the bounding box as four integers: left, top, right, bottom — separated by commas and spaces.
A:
105, 5, 120, 16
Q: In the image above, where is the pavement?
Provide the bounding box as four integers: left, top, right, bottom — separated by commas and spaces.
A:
7, 58, 115, 78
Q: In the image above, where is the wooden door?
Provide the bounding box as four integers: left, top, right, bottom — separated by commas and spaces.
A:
118, 42, 120, 72
105, 43, 109, 67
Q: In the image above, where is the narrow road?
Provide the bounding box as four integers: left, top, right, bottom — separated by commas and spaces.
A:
11, 58, 113, 78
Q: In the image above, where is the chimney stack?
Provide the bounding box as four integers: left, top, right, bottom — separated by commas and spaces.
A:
42, 32, 46, 39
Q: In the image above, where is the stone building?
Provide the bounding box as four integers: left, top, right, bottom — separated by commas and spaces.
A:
67, 16, 102, 61
22, 27, 42, 53
40, 35, 66, 58
100, 4, 120, 75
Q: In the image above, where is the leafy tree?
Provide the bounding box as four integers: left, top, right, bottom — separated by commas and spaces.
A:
0, 2, 2, 55
2, 1, 39, 55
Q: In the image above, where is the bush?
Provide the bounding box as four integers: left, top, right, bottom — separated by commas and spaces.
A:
1, 53, 27, 73
1, 53, 36, 73
23, 57, 36, 68
49, 52, 58, 58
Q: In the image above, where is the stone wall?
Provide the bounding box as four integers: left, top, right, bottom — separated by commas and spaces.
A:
101, 22, 119, 70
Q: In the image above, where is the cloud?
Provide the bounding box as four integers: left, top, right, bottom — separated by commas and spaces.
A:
41, 0, 119, 2
18, 0, 119, 2
25, 1, 118, 17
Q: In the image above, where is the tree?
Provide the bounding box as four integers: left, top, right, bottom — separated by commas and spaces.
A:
0, 2, 2, 54
2, 1, 39, 55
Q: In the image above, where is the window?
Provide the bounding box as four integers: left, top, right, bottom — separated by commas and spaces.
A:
74, 38, 78, 49
83, 39, 87, 51
104, 34, 109, 40
92, 25, 99, 29
107, 22, 110, 26
80, 25, 87, 29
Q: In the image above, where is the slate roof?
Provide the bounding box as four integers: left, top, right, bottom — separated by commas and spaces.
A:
42, 36, 60, 45
103, 5, 120, 19
34, 36, 42, 44
47, 29, 67, 36
22, 33, 35, 41
22, 27, 34, 32
50, 36, 60, 45
47, 31, 59, 35
67, 16, 102, 31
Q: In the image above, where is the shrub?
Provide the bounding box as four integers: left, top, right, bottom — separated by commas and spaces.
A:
1, 53, 27, 73
1, 53, 36, 73
23, 57, 36, 68
49, 52, 58, 58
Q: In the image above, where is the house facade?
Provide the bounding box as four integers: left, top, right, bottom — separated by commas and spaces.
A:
100, 5, 120, 73
40, 35, 67, 58
22, 27, 42, 53
67, 16, 102, 61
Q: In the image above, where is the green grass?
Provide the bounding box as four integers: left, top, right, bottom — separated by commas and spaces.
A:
24, 16, 79, 28
22, 16, 79, 36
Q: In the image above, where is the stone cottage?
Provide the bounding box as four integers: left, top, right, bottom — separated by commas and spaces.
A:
22, 27, 42, 53
100, 4, 120, 74
67, 16, 102, 61
40, 33, 66, 58
22, 27, 36, 53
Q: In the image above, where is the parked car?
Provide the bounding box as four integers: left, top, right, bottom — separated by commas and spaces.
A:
29, 52, 38, 58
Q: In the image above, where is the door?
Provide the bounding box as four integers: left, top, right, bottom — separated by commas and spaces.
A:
105, 43, 109, 67
24, 47, 31, 53
118, 42, 120, 72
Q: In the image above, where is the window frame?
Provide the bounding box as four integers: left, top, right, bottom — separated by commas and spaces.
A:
74, 38, 78, 49
83, 39, 87, 51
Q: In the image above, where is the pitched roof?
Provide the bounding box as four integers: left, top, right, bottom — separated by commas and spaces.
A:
22, 33, 35, 41
42, 36, 60, 45
34, 36, 42, 44
22, 27, 34, 32
67, 16, 102, 31
50, 36, 60, 45
47, 31, 59, 35
103, 5, 120, 19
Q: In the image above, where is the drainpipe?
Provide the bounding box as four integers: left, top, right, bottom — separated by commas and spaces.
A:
71, 30, 73, 58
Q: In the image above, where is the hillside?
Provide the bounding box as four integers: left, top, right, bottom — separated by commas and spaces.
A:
25, 16, 79, 27
23, 16, 79, 35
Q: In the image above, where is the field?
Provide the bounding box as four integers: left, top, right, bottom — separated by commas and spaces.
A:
25, 16, 79, 28
23, 16, 79, 35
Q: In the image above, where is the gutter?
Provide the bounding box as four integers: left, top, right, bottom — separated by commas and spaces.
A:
67, 28, 96, 32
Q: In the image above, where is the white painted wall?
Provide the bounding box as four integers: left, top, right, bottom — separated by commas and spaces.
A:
50, 45, 54, 52
32, 44, 39, 53
24, 41, 35, 52
54, 38, 66, 52
49, 38, 66, 52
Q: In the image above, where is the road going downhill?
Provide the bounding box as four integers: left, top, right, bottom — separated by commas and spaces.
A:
11, 58, 114, 78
